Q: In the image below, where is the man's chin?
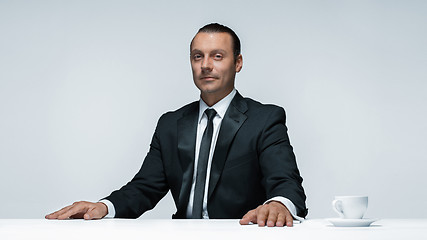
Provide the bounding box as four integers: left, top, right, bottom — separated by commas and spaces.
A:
201, 89, 218, 94
195, 83, 218, 94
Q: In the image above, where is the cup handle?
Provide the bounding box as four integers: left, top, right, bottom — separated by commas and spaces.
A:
332, 199, 344, 218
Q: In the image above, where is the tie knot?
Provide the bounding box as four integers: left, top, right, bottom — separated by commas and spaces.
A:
205, 108, 217, 121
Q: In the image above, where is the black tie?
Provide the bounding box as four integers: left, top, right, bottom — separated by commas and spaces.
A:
192, 108, 217, 219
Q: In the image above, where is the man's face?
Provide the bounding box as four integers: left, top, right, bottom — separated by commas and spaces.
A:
190, 32, 242, 101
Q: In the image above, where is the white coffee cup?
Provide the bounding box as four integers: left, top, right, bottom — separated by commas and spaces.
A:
332, 196, 368, 219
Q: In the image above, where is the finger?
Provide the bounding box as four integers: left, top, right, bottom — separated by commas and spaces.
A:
57, 203, 89, 220
239, 209, 257, 225
45, 205, 73, 219
256, 205, 269, 227
275, 212, 286, 227
285, 211, 294, 227
266, 208, 279, 227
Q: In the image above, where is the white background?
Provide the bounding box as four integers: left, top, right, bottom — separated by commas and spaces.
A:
1, 0, 426, 219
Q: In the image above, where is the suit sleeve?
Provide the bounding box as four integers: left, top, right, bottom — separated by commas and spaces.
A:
103, 117, 169, 218
258, 107, 308, 218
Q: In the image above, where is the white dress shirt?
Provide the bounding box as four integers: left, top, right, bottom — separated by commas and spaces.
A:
102, 89, 303, 221
185, 89, 237, 218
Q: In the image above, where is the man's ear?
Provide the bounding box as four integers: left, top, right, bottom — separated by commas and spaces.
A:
235, 54, 243, 73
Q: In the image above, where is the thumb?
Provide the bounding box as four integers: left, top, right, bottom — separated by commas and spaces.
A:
83, 212, 92, 220
84, 202, 108, 220
84, 207, 101, 220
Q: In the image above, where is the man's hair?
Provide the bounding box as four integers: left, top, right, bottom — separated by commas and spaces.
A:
191, 23, 241, 61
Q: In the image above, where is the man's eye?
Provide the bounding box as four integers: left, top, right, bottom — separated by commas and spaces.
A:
193, 54, 202, 60
214, 54, 223, 60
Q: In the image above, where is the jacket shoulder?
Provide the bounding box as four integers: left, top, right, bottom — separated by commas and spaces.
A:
241, 96, 286, 114
158, 101, 198, 123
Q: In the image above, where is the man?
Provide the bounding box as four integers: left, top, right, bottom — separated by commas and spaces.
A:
46, 23, 308, 227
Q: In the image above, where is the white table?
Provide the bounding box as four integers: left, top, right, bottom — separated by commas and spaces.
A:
1, 219, 426, 240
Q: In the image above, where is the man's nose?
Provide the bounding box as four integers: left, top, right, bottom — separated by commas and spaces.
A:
201, 57, 213, 71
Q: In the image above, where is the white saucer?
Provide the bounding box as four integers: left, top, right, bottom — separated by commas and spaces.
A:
326, 218, 379, 227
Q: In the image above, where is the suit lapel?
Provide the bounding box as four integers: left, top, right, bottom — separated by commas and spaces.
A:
208, 92, 248, 199
177, 102, 199, 213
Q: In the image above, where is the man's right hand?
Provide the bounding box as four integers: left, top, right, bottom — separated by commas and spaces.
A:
45, 201, 108, 220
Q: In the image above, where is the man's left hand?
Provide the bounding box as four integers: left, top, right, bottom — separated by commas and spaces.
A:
239, 201, 293, 227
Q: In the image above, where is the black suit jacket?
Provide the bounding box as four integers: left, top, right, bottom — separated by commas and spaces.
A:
105, 92, 307, 219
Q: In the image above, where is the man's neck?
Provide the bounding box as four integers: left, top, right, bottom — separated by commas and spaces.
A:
201, 89, 234, 107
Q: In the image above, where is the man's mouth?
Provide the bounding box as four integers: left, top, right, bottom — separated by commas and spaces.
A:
200, 76, 218, 80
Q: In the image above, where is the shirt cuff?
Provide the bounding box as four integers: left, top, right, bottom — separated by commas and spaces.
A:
99, 199, 116, 218
264, 196, 305, 222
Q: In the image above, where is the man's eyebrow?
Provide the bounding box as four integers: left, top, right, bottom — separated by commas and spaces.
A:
190, 50, 204, 56
211, 49, 226, 54
191, 49, 227, 54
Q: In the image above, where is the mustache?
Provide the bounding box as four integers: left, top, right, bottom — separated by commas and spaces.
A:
199, 74, 219, 79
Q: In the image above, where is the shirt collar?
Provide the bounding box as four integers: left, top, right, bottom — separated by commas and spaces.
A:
198, 88, 237, 123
